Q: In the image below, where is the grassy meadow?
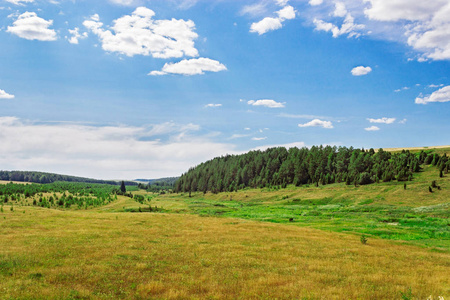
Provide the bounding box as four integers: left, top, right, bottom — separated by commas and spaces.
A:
0, 147, 449, 299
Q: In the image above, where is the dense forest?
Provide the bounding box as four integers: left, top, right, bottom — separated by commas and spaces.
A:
0, 170, 137, 186
175, 146, 449, 194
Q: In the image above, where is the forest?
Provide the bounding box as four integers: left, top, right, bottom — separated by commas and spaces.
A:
0, 181, 139, 209
175, 146, 449, 194
0, 170, 138, 186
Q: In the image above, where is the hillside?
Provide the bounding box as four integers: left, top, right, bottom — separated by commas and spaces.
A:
175, 146, 449, 194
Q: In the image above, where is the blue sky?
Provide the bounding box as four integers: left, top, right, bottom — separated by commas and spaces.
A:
0, 0, 449, 179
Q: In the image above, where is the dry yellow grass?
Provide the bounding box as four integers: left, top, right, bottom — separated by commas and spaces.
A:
382, 145, 450, 152
1, 207, 449, 299
0, 180, 33, 185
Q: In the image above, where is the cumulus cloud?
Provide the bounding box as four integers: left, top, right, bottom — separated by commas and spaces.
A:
67, 27, 88, 44
0, 89, 15, 99
351, 66, 372, 76
250, 17, 283, 35
83, 7, 199, 58
0, 117, 237, 179
7, 12, 57, 41
298, 119, 333, 129
365, 126, 380, 131
367, 117, 396, 124
333, 2, 347, 18
364, 0, 450, 60
205, 103, 222, 108
149, 58, 226, 76
250, 2, 296, 35
313, 2, 365, 39
247, 99, 285, 108
415, 85, 450, 104
305, 0, 450, 61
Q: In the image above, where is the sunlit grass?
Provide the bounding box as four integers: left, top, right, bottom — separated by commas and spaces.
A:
1, 208, 449, 299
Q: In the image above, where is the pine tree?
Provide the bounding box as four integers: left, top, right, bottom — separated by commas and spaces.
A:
120, 181, 126, 193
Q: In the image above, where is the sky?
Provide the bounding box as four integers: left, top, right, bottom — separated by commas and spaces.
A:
0, 0, 449, 180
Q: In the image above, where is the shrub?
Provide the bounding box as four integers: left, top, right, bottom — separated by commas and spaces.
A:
360, 234, 368, 245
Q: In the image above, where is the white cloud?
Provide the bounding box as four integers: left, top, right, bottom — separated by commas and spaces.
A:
7, 12, 57, 41
5, 0, 34, 5
250, 4, 296, 35
67, 27, 88, 44
250, 17, 283, 35
415, 85, 450, 104
252, 137, 267, 141
367, 117, 396, 124
399, 119, 407, 124
276, 0, 289, 6
365, 126, 380, 131
305, 0, 450, 61
247, 99, 285, 108
394, 87, 409, 92
364, 0, 446, 22
83, 7, 199, 58
0, 89, 15, 99
364, 0, 450, 60
240, 3, 268, 17
298, 119, 333, 129
276, 5, 296, 20
309, 0, 323, 6
428, 84, 444, 88
205, 103, 222, 108
313, 13, 365, 38
351, 66, 372, 76
0, 117, 237, 179
149, 58, 226, 76
333, 2, 347, 18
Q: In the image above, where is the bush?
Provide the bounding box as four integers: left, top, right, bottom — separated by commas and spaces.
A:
360, 234, 368, 245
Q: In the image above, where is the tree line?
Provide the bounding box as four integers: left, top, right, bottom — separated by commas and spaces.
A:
0, 170, 138, 186
175, 146, 449, 194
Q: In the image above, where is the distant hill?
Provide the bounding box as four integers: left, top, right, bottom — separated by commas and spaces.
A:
0, 170, 138, 186
135, 177, 178, 185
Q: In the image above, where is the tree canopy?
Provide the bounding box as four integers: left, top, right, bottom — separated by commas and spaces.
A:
175, 146, 449, 194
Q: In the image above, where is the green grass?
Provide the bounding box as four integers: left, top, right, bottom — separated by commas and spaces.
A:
152, 164, 450, 250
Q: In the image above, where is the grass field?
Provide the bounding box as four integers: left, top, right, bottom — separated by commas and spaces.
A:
1, 208, 449, 299
149, 164, 450, 250
0, 147, 449, 299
